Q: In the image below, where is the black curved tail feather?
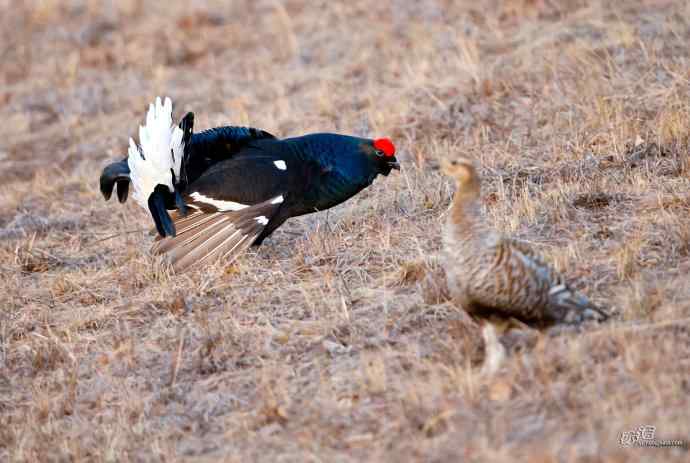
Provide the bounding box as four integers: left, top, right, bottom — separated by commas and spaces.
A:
100, 159, 131, 203
148, 185, 177, 237
178, 111, 195, 190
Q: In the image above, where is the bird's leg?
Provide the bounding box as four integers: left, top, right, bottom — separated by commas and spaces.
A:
252, 214, 288, 247
480, 323, 506, 376
324, 209, 333, 235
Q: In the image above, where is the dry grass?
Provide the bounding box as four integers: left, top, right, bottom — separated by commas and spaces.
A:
2, 0, 690, 461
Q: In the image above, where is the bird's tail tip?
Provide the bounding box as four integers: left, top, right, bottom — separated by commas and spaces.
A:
549, 285, 610, 325
562, 301, 610, 325
579, 304, 610, 323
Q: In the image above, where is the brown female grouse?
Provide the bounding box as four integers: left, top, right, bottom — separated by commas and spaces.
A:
441, 157, 608, 326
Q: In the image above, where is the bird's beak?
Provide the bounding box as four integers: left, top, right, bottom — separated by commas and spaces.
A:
388, 160, 400, 170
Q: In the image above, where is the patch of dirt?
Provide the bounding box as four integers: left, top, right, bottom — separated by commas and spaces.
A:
572, 192, 628, 210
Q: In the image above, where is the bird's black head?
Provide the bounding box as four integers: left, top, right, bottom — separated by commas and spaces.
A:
361, 137, 399, 176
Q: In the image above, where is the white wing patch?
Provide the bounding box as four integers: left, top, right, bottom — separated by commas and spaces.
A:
255, 216, 269, 225
190, 192, 249, 211
270, 195, 284, 204
127, 96, 185, 210
273, 160, 287, 170
549, 284, 568, 296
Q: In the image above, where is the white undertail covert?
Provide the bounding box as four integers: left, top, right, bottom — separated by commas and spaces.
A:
127, 97, 185, 209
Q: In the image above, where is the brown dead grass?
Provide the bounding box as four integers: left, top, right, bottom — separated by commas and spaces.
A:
1, 0, 690, 461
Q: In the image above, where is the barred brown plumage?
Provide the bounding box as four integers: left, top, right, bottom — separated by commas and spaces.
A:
441, 157, 608, 326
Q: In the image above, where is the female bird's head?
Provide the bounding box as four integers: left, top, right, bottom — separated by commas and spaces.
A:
363, 137, 399, 175
441, 157, 480, 192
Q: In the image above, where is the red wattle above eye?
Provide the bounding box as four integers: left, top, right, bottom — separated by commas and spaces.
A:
373, 138, 395, 157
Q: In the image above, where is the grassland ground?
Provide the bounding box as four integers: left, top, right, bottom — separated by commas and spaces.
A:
1, 0, 689, 461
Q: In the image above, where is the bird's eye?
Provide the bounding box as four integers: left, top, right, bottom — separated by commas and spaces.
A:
451, 160, 458, 166
375, 149, 385, 157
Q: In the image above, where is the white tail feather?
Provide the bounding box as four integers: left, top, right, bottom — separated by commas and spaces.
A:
127, 96, 185, 209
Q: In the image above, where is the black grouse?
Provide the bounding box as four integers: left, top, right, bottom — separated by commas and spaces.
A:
100, 97, 400, 271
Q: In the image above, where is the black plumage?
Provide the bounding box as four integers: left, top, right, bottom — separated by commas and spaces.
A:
100, 112, 399, 270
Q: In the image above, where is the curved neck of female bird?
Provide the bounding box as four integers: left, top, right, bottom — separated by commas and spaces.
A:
449, 180, 485, 241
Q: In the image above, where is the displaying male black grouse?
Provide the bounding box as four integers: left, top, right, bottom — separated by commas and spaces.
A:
100, 97, 399, 271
